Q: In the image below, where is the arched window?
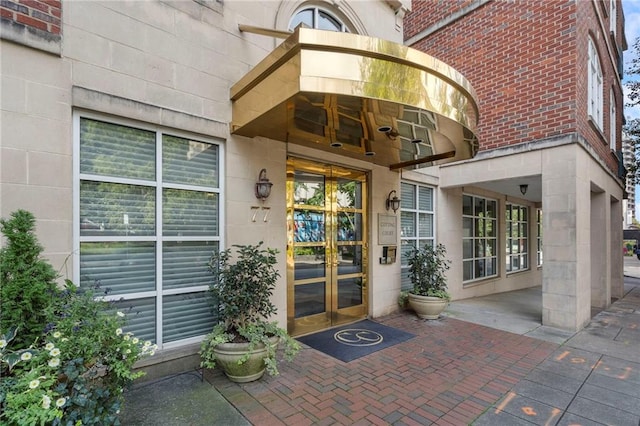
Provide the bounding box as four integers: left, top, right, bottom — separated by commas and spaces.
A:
289, 7, 349, 32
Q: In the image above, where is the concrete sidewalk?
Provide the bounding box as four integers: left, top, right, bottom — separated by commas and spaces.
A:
120, 275, 640, 425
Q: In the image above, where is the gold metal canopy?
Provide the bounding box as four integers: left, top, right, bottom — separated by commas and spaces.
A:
231, 27, 479, 170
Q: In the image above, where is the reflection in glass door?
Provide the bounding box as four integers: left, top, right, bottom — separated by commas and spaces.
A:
286, 158, 368, 336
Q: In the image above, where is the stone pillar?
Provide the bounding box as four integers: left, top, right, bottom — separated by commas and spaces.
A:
610, 197, 624, 300
590, 189, 608, 308
541, 145, 591, 331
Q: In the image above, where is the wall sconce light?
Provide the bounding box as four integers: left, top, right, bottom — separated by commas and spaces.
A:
519, 184, 528, 196
386, 190, 401, 213
255, 168, 273, 201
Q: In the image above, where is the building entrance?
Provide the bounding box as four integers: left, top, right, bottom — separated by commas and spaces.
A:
286, 158, 368, 336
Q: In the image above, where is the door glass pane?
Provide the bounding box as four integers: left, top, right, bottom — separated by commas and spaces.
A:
294, 246, 325, 280
80, 242, 155, 294
80, 181, 155, 237
338, 245, 362, 275
163, 135, 218, 187
338, 212, 361, 241
294, 171, 325, 205
338, 277, 362, 309
337, 179, 361, 208
163, 292, 216, 343
295, 282, 325, 318
163, 189, 218, 237
163, 241, 219, 290
294, 210, 325, 242
80, 118, 155, 180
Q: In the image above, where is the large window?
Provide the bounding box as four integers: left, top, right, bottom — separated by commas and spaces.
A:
463, 195, 497, 282
588, 37, 603, 130
400, 182, 435, 290
506, 203, 529, 273
74, 114, 223, 350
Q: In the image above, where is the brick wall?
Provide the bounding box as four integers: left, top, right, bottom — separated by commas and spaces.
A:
405, 0, 624, 174
1, 0, 61, 35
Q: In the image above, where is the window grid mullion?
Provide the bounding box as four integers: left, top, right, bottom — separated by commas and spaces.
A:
156, 131, 164, 348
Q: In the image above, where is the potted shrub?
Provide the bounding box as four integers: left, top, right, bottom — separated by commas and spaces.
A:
405, 243, 451, 319
199, 243, 299, 383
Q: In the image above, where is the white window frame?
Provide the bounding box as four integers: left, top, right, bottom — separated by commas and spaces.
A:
536, 209, 543, 267
588, 37, 603, 130
289, 6, 349, 32
610, 0, 617, 37
462, 194, 498, 283
400, 181, 436, 291
505, 202, 529, 274
610, 87, 616, 151
72, 111, 225, 351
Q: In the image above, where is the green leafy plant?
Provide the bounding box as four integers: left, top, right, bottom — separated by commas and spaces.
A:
0, 209, 156, 425
405, 243, 451, 300
200, 242, 299, 377
0, 210, 59, 349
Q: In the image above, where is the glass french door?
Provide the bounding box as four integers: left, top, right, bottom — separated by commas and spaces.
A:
287, 158, 368, 336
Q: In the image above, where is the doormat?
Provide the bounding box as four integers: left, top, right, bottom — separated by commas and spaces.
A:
296, 320, 415, 362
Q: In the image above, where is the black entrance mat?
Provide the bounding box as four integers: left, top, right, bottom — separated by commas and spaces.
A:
296, 320, 415, 362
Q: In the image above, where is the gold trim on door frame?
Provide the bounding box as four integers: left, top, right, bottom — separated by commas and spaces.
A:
286, 158, 368, 337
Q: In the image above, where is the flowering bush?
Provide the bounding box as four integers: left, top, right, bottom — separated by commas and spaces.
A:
0, 284, 157, 425
0, 209, 156, 425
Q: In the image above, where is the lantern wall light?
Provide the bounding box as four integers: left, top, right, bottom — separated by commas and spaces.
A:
386, 190, 401, 213
255, 168, 273, 201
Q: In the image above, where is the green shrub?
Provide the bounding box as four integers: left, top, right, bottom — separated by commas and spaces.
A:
0, 210, 59, 349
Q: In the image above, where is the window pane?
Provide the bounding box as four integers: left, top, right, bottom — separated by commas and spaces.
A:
163, 292, 216, 343
418, 213, 433, 237
338, 245, 362, 275
318, 10, 342, 31
80, 242, 156, 294
418, 186, 433, 211
401, 211, 415, 237
289, 9, 313, 30
163, 135, 218, 187
294, 171, 325, 206
474, 197, 485, 216
463, 260, 473, 281
295, 282, 325, 318
463, 239, 473, 259
338, 212, 362, 241
80, 181, 155, 237
337, 179, 361, 208
401, 182, 415, 209
294, 210, 325, 243
113, 297, 156, 343
163, 241, 219, 290
486, 200, 497, 218
463, 217, 473, 237
163, 189, 218, 237
80, 118, 155, 180
337, 277, 362, 308
462, 195, 473, 216
400, 240, 416, 265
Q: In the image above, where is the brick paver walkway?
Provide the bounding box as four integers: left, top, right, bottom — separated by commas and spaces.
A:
205, 311, 558, 425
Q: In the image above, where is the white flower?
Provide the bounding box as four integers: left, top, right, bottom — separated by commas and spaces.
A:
149, 350, 155, 356
55, 397, 66, 408
42, 395, 51, 409
0, 339, 7, 349
48, 358, 60, 368
116, 311, 125, 317
124, 335, 130, 341
53, 332, 62, 338
49, 348, 60, 357
20, 351, 33, 361
125, 349, 131, 354
45, 342, 55, 351
143, 341, 151, 347
132, 337, 139, 344
115, 328, 123, 336
29, 379, 40, 389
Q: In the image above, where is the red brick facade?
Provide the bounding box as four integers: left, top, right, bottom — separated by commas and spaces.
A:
1, 0, 61, 35
405, 0, 625, 175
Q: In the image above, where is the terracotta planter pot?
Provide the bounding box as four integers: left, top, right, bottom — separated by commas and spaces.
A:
212, 336, 279, 383
408, 293, 448, 319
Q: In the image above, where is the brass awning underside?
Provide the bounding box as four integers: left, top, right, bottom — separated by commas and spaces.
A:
231, 28, 479, 170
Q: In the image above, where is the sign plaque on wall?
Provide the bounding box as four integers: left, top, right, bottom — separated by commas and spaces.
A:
378, 214, 397, 245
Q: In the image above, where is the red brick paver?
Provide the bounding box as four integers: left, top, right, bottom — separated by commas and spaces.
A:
205, 311, 557, 425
